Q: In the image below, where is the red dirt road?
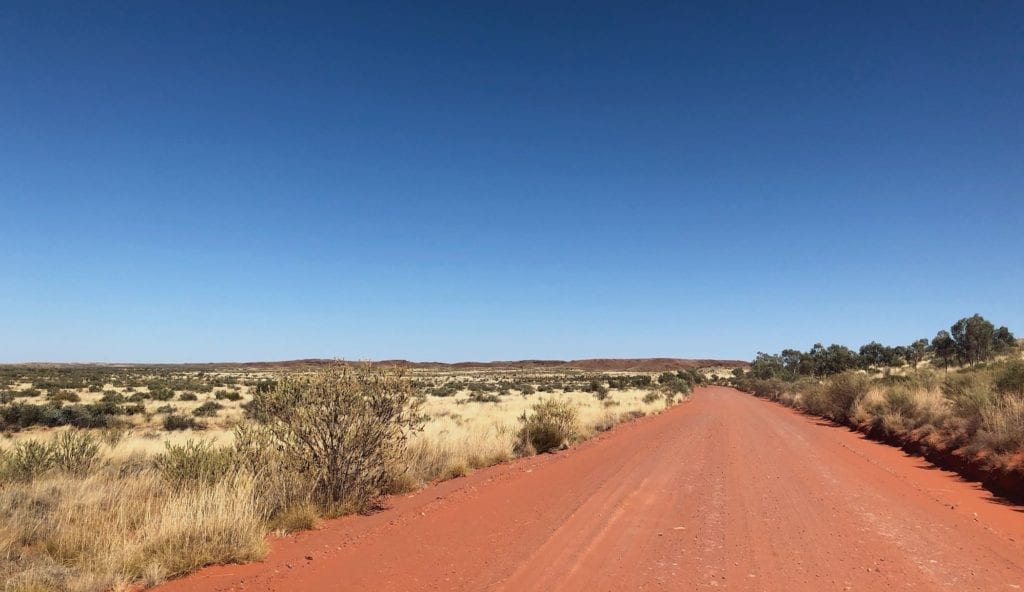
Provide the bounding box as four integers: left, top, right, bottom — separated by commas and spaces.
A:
158, 387, 1024, 591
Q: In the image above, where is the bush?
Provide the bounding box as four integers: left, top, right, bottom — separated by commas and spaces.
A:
515, 399, 579, 455
214, 389, 243, 401
178, 392, 198, 401
467, 389, 501, 403
193, 401, 223, 417
977, 396, 1024, 452
248, 364, 422, 512
48, 390, 80, 403
821, 372, 870, 423
51, 430, 100, 474
2, 439, 54, 480
149, 387, 175, 401
164, 413, 201, 431
642, 391, 662, 404
155, 439, 238, 486
994, 360, 1024, 398
942, 373, 997, 431
884, 385, 917, 417
100, 391, 126, 403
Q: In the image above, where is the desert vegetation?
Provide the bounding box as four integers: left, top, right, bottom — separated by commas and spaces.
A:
732, 314, 1023, 475
0, 362, 710, 591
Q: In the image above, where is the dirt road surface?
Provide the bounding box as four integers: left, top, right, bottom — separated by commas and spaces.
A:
157, 387, 1024, 591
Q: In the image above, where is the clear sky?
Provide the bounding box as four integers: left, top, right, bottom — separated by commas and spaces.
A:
1, 2, 1021, 363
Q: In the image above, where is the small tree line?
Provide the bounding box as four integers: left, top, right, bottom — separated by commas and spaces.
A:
745, 314, 1016, 381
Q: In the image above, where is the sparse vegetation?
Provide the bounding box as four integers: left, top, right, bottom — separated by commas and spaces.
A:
0, 361, 709, 591
733, 314, 1022, 474
515, 399, 579, 454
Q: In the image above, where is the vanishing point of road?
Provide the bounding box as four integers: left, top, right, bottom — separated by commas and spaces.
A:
158, 387, 1024, 591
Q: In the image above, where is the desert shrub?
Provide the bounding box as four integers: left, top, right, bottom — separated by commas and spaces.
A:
642, 391, 662, 404
178, 392, 198, 401
994, 360, 1024, 398
50, 430, 100, 475
164, 413, 201, 431
516, 384, 536, 395
248, 364, 422, 512
214, 389, 243, 401
100, 391, 126, 403
587, 380, 610, 400
233, 423, 315, 520
47, 390, 80, 403
128, 392, 147, 402
515, 399, 579, 455
2, 439, 54, 481
749, 378, 786, 401
820, 372, 870, 423
155, 439, 238, 486
884, 385, 917, 417
149, 387, 175, 401
630, 375, 654, 388
942, 373, 997, 431
193, 401, 223, 417
468, 391, 501, 403
430, 383, 460, 397
977, 396, 1024, 452
253, 379, 277, 394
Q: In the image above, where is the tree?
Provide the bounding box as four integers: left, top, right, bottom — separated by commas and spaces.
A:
951, 314, 996, 366
858, 342, 887, 369
750, 353, 784, 380
994, 326, 1018, 353
780, 349, 804, 377
930, 330, 957, 372
906, 338, 929, 367
816, 344, 860, 376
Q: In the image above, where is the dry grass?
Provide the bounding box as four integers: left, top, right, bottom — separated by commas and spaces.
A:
0, 470, 266, 591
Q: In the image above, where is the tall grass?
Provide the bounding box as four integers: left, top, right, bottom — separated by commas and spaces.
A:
0, 470, 266, 591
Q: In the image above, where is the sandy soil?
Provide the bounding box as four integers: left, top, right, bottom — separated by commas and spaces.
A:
155, 387, 1024, 591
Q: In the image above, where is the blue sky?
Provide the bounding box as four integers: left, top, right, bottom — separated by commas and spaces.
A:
1, 2, 1021, 363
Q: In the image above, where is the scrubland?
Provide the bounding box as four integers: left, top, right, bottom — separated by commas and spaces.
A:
733, 358, 1024, 472
0, 364, 705, 591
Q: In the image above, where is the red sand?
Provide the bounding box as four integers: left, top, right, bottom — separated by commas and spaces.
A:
156, 387, 1024, 591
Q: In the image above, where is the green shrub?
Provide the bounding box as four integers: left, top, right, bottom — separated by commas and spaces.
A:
515, 399, 579, 455
468, 392, 501, 403
942, 373, 997, 431
2, 439, 54, 480
149, 387, 175, 401
178, 392, 198, 401
822, 372, 870, 423
642, 391, 662, 404
994, 360, 1024, 398
248, 364, 422, 512
48, 390, 81, 403
100, 391, 126, 403
164, 413, 201, 431
50, 430, 100, 474
193, 401, 223, 417
977, 396, 1024, 452
884, 385, 917, 417
214, 389, 243, 401
154, 439, 237, 486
